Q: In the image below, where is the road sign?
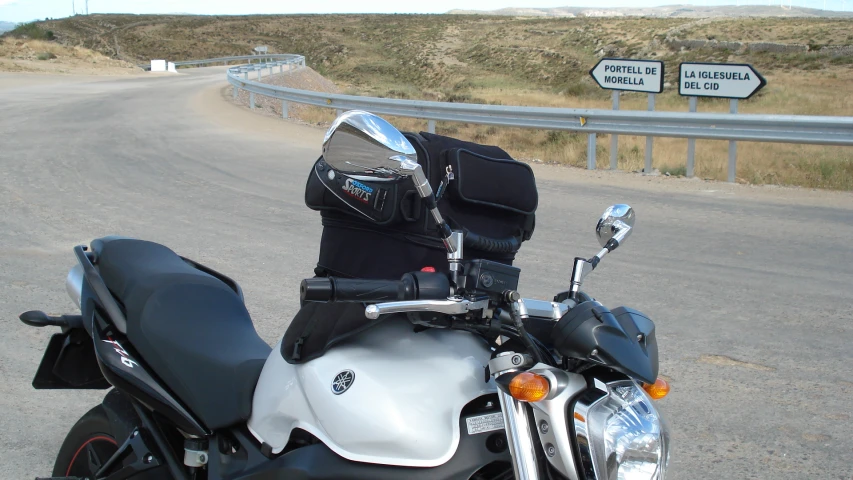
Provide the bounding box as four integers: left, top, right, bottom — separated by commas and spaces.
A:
254, 46, 268, 54
679, 62, 766, 99
589, 58, 665, 94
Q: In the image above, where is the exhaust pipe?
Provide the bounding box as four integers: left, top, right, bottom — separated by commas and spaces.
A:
66, 264, 84, 310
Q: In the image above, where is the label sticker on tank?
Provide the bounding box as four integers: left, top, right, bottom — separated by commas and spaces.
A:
465, 413, 504, 435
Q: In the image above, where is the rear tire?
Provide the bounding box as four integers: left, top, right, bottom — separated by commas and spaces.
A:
52, 405, 119, 477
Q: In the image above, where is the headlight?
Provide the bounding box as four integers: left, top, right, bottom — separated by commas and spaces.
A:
573, 380, 670, 480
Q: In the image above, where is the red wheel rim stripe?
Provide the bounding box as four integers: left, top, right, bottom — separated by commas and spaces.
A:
66, 435, 118, 476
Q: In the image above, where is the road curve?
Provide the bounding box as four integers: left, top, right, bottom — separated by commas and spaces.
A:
1, 67, 851, 479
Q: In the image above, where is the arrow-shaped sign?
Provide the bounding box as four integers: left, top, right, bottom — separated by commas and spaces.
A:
678, 62, 766, 99
589, 58, 665, 94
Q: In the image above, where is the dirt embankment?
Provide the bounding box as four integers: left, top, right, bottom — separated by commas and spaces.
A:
0, 37, 139, 75
231, 66, 340, 125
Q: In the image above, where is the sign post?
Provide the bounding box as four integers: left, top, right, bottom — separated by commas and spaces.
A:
679, 62, 766, 182
590, 58, 664, 172
645, 93, 655, 174
686, 96, 698, 178
728, 98, 738, 183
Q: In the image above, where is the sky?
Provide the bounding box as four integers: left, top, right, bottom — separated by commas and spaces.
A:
0, 0, 848, 22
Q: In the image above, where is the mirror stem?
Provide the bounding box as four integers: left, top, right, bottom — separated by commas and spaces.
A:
408, 163, 457, 255
569, 257, 593, 300
590, 224, 630, 268
410, 163, 434, 201
405, 161, 462, 289
448, 231, 464, 289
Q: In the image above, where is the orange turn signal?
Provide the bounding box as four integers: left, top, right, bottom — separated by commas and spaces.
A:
642, 377, 671, 400
508, 372, 550, 402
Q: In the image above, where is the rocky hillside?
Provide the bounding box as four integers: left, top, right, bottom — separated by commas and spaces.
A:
0, 36, 138, 74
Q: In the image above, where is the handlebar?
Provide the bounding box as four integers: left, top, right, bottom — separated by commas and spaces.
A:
301, 271, 451, 303
301, 278, 401, 303
463, 231, 520, 254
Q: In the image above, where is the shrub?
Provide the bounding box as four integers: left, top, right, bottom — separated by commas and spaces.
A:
8, 22, 55, 40
562, 81, 600, 99
37, 52, 57, 60
661, 165, 687, 177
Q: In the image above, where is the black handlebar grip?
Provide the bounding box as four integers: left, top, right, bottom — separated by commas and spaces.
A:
330, 278, 401, 302
300, 278, 401, 303
463, 231, 520, 254
300, 278, 335, 302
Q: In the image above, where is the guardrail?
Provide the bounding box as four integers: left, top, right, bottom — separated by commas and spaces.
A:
138, 54, 304, 71
223, 56, 853, 182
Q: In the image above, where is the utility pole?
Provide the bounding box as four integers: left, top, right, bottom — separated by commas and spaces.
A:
86, 0, 89, 15
72, 0, 75, 15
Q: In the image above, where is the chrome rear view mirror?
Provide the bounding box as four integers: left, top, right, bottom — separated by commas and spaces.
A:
322, 110, 461, 274
596, 204, 635, 250
322, 110, 419, 179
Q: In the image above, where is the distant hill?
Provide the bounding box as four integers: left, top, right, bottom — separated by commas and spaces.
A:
448, 4, 853, 18
0, 21, 17, 33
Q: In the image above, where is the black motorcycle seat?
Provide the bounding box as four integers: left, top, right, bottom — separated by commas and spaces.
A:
93, 237, 271, 430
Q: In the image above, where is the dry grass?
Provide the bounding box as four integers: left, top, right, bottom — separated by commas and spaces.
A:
678, 17, 853, 46
284, 102, 851, 191
282, 66, 853, 190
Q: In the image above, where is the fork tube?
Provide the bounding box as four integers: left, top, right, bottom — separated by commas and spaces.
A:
497, 389, 540, 480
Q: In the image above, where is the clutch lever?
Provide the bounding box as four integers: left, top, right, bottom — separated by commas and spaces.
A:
365, 298, 489, 320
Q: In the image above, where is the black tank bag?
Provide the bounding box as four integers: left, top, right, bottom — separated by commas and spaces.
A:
286, 132, 538, 364
304, 131, 538, 279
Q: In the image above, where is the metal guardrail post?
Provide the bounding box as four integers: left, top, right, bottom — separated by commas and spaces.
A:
244, 71, 248, 80
257, 68, 262, 80
686, 97, 698, 178
587, 133, 597, 170
728, 99, 739, 183
282, 100, 288, 119
232, 86, 238, 100
428, 120, 436, 134
280, 64, 284, 74
250, 92, 255, 110
645, 94, 655, 173
610, 91, 620, 170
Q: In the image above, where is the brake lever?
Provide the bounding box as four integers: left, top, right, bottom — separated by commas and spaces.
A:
364, 298, 489, 320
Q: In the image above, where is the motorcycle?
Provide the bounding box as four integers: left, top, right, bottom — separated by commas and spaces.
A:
20, 111, 670, 480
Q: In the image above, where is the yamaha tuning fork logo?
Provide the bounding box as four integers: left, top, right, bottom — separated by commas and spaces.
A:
331, 370, 355, 395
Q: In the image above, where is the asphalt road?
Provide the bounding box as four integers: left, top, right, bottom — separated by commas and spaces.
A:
1, 67, 851, 479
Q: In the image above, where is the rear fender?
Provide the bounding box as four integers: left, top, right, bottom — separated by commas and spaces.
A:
101, 389, 142, 446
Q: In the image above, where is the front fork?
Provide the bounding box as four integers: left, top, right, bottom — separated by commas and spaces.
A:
496, 389, 540, 480
491, 351, 540, 480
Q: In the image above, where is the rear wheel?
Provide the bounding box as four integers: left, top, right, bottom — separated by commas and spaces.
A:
52, 405, 119, 477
